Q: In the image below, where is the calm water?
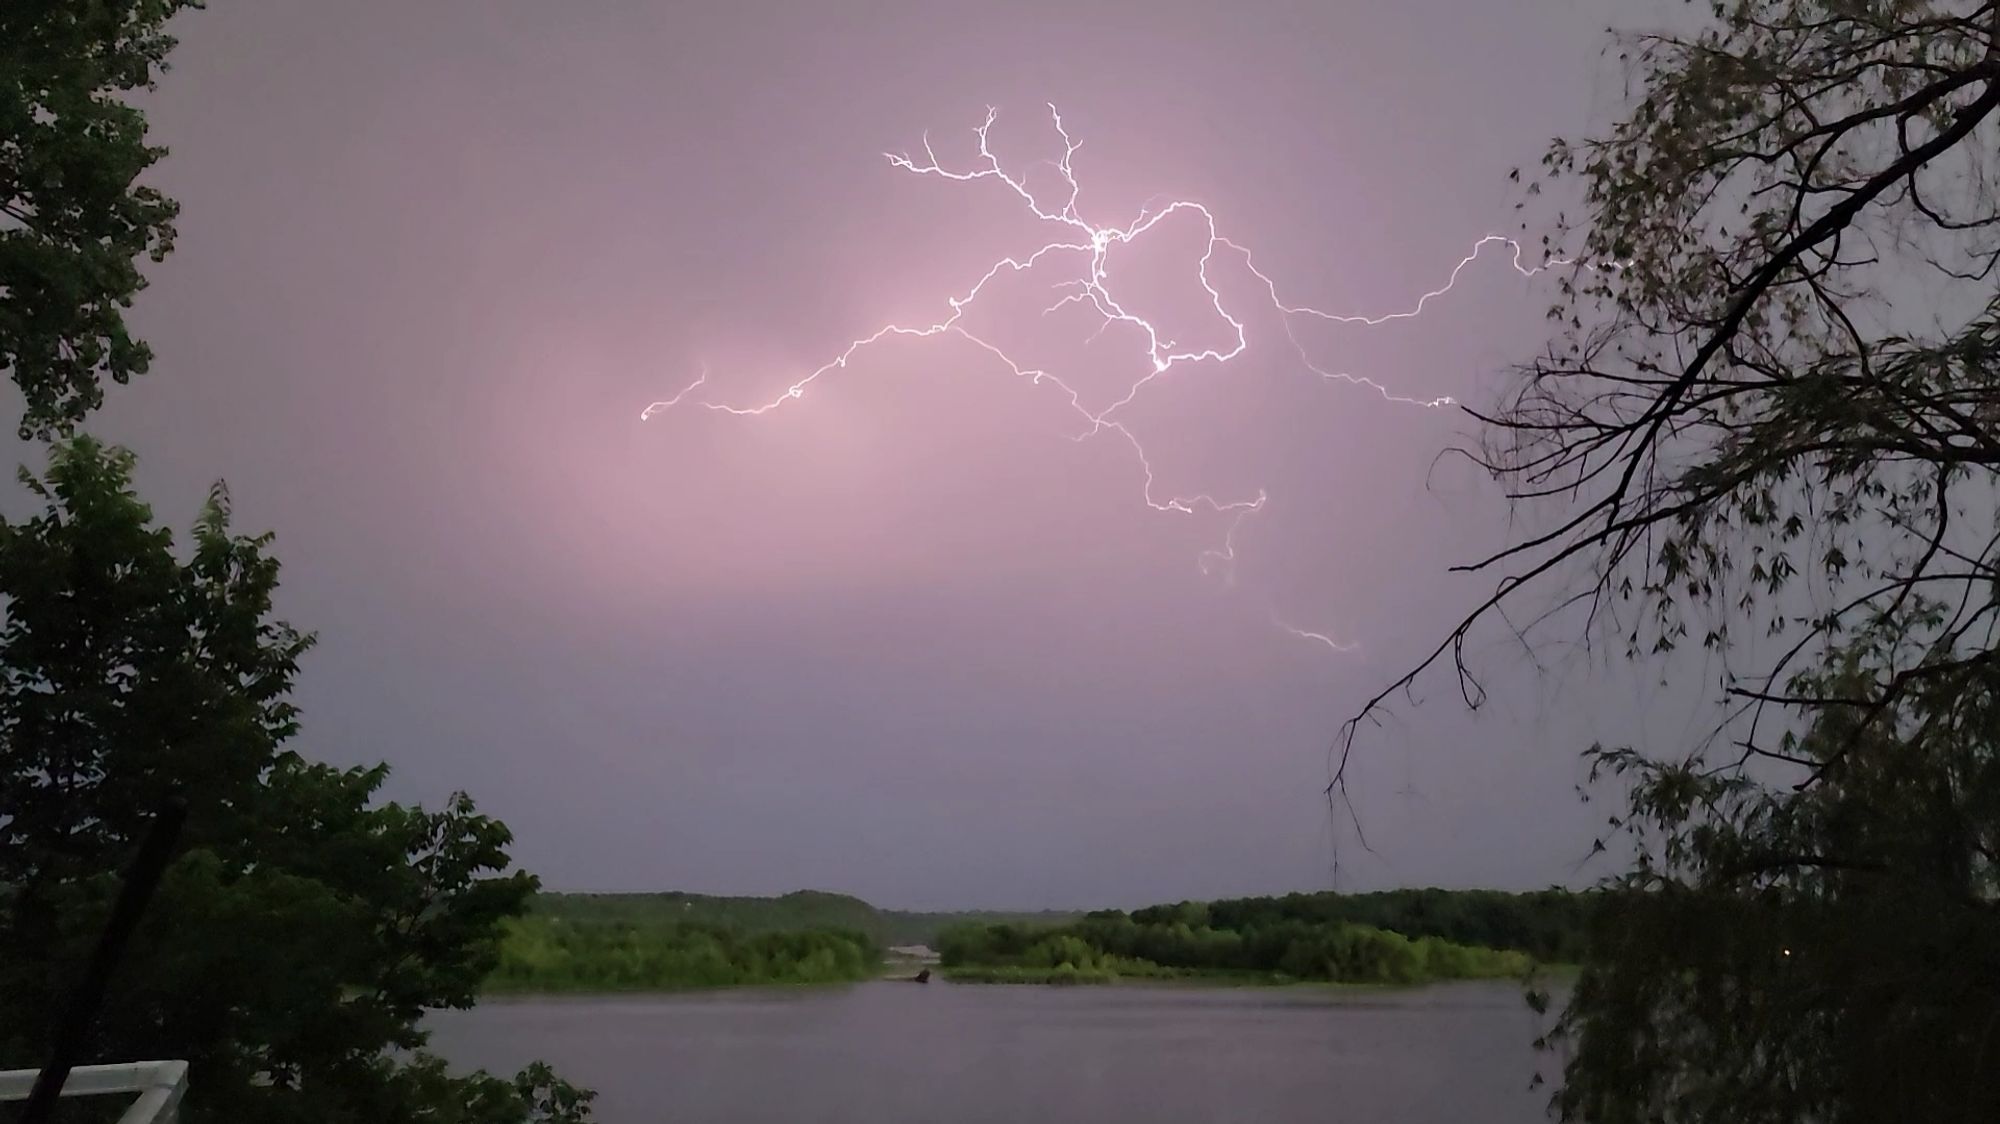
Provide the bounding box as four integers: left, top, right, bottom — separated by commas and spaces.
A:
428, 981, 1555, 1123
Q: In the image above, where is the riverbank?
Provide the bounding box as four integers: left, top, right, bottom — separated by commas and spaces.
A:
940, 964, 1550, 987
482, 887, 1592, 994
481, 977, 869, 998
936, 913, 1539, 988
483, 963, 1564, 994
486, 916, 882, 992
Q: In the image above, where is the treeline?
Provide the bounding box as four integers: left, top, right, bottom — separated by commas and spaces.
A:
530, 890, 883, 935
940, 913, 1530, 986
508, 887, 1593, 990
489, 916, 881, 991
528, 889, 1079, 947
1182, 888, 1595, 962
937, 889, 1594, 985
882, 907, 1082, 945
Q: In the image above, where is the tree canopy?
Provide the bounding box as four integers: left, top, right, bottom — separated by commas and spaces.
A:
0, 0, 196, 437
0, 439, 592, 1123
1348, 2, 2000, 1120
2, 7, 594, 1117
935, 891, 1564, 986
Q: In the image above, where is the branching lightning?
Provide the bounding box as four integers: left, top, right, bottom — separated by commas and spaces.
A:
641, 105, 1581, 656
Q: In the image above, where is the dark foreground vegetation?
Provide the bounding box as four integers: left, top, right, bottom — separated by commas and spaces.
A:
1347, 2, 2000, 1119
936, 890, 1582, 985
0, 5, 592, 1120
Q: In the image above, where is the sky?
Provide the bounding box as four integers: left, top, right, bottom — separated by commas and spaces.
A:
39, 0, 1690, 909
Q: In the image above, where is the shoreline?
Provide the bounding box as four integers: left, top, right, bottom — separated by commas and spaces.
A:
476, 978, 872, 1000
474, 971, 1569, 1000
939, 970, 1541, 989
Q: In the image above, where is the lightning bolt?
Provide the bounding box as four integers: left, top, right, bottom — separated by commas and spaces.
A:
642, 105, 1584, 655
1275, 613, 1362, 656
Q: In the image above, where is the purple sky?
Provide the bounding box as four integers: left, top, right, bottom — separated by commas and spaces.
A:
49, 0, 1677, 909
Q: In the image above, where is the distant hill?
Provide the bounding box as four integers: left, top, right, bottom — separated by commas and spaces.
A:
880, 908, 1081, 946
528, 891, 1078, 947
528, 888, 1593, 959
530, 890, 883, 934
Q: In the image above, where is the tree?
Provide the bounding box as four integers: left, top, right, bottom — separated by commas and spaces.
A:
1, 0, 194, 437
0, 438, 593, 1123
1340, 2, 2000, 1120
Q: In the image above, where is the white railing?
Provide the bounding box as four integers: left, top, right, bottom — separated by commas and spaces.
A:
0, 1060, 188, 1123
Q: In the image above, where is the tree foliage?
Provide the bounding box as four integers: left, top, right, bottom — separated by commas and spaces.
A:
0, 6, 597, 1120
526, 889, 1083, 948
531, 889, 888, 939
0, 439, 592, 1123
1190, 888, 1594, 963
1346, 2, 2000, 1120
490, 918, 881, 991
1, 0, 195, 437
936, 892, 1547, 985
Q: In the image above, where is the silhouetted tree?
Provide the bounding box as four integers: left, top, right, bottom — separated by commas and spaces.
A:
1, 0, 195, 436
1348, 3, 2000, 1120
0, 442, 595, 1124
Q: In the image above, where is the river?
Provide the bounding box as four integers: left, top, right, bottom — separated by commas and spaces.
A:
428, 980, 1554, 1123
